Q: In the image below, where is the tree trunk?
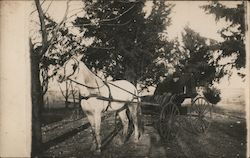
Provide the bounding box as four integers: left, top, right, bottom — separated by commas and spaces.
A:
125, 65, 137, 85
30, 48, 43, 156
65, 100, 69, 108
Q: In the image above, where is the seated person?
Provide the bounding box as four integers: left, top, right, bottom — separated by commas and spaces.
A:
154, 72, 185, 106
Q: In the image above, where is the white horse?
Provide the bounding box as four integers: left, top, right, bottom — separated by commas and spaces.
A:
55, 54, 140, 153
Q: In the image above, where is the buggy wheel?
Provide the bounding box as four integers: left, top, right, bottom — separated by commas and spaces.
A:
188, 97, 212, 133
158, 103, 181, 141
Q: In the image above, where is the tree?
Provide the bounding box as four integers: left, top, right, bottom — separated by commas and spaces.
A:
31, 0, 167, 154
58, 80, 78, 108
58, 80, 70, 108
201, 1, 246, 78
180, 26, 218, 85
155, 26, 218, 95
30, 0, 70, 155
74, 0, 175, 89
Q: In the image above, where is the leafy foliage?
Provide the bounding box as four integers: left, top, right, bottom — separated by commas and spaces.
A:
203, 86, 221, 104
37, 18, 78, 93
201, 2, 246, 77
74, 0, 175, 87
155, 26, 219, 95
179, 26, 218, 85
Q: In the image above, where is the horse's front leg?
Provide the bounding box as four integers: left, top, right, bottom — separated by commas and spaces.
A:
118, 109, 129, 142
94, 112, 102, 153
128, 104, 140, 142
80, 100, 98, 152
84, 113, 97, 151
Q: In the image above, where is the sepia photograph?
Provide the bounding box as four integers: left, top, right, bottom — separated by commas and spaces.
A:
0, 0, 249, 157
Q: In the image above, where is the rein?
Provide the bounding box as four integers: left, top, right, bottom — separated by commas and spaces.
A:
68, 77, 113, 111
68, 77, 140, 98
62, 57, 140, 111
108, 82, 139, 98
67, 78, 105, 89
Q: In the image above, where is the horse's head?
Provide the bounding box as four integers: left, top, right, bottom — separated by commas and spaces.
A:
55, 54, 83, 83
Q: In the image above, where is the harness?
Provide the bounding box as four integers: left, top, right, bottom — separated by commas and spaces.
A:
69, 77, 113, 111
63, 57, 138, 111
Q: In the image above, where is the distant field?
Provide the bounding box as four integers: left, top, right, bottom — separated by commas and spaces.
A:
220, 88, 245, 103
44, 90, 80, 109
216, 88, 246, 116
44, 88, 246, 108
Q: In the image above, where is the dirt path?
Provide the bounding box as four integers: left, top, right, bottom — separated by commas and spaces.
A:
174, 113, 246, 158
39, 110, 246, 158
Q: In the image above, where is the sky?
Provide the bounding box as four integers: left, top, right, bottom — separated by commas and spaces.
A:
167, 1, 224, 41
35, 0, 246, 92
166, 1, 245, 89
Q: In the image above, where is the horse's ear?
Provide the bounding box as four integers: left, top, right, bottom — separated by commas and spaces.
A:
76, 53, 84, 61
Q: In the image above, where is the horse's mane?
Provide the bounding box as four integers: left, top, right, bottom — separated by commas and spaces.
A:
78, 60, 100, 84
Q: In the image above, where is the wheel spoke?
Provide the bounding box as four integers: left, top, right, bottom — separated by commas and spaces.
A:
203, 106, 211, 116
199, 98, 206, 114
158, 102, 180, 140
193, 114, 210, 133
196, 118, 205, 132
190, 97, 212, 131
200, 117, 210, 132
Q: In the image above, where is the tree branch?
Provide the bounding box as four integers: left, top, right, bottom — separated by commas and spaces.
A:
45, 0, 70, 55
58, 82, 67, 98
117, 0, 142, 4
35, 0, 48, 56
100, 4, 135, 22
88, 46, 115, 50
73, 4, 135, 27
30, 19, 41, 26
73, 19, 131, 27
66, 9, 84, 22
100, 19, 131, 26
30, 0, 47, 15
44, 0, 54, 15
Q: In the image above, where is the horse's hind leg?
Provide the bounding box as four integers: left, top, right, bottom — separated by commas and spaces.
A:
94, 112, 102, 153
128, 103, 139, 142
118, 109, 129, 141
85, 113, 97, 151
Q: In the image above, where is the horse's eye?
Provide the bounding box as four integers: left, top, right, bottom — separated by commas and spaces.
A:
73, 64, 77, 71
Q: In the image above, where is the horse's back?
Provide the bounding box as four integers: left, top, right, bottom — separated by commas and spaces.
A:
110, 80, 136, 91
109, 80, 137, 99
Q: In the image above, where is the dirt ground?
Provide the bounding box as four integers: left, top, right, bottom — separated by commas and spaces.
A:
39, 102, 246, 158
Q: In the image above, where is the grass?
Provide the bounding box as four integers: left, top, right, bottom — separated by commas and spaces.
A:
41, 107, 83, 126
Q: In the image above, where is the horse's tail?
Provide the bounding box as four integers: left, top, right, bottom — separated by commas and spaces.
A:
134, 89, 144, 135
133, 89, 142, 117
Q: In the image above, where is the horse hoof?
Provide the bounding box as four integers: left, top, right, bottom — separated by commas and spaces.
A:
90, 144, 96, 152
134, 138, 139, 143
134, 135, 139, 143
93, 149, 101, 155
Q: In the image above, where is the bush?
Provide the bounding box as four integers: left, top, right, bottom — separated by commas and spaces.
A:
203, 87, 221, 104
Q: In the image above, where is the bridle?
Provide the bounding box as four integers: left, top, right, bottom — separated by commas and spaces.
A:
59, 57, 139, 111
62, 56, 80, 81
64, 58, 139, 98
62, 56, 105, 89
60, 57, 113, 110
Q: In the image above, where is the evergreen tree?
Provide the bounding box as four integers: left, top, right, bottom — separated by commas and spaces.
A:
201, 2, 246, 78
180, 26, 217, 85
74, 0, 175, 88
155, 26, 218, 95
